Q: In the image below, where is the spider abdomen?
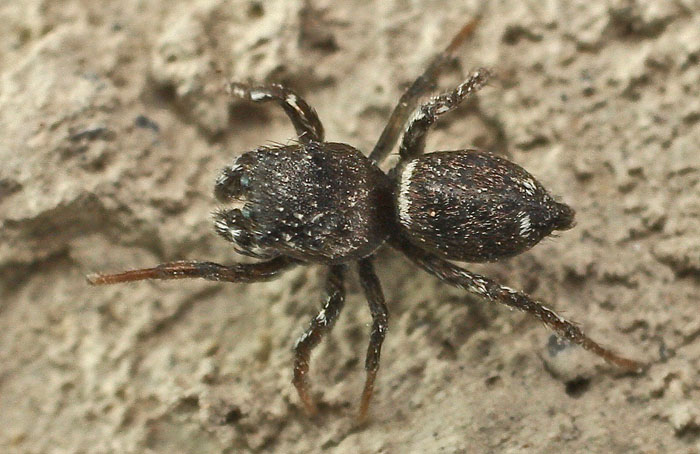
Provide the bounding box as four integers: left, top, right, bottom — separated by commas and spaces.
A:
395, 150, 575, 262
215, 142, 392, 264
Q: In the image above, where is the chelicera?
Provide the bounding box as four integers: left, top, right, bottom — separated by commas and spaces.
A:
88, 19, 643, 420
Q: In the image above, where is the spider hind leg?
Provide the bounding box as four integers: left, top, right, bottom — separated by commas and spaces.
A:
369, 17, 480, 164
394, 238, 645, 373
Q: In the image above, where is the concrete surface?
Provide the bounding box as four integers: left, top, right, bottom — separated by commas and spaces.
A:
1, 1, 699, 453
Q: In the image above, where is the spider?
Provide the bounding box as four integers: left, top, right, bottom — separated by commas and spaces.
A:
88, 19, 643, 421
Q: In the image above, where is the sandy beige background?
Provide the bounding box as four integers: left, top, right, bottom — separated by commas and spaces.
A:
2, 1, 699, 453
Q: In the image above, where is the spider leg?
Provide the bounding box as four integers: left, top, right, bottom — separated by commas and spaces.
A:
397, 67, 491, 163
369, 18, 479, 165
86, 256, 295, 285
393, 238, 645, 372
227, 82, 324, 143
292, 265, 346, 415
357, 257, 389, 421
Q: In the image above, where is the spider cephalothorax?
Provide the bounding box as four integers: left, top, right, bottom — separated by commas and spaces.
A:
88, 19, 642, 421
213, 141, 392, 263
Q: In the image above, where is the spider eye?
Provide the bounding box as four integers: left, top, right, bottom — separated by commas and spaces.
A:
214, 165, 244, 202
240, 174, 251, 189
241, 203, 255, 220
214, 156, 255, 203
213, 208, 276, 259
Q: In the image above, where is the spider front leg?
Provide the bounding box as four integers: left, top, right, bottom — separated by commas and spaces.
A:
369, 18, 480, 164
357, 257, 389, 421
86, 256, 296, 285
227, 82, 324, 143
394, 238, 645, 372
398, 67, 491, 163
292, 265, 346, 415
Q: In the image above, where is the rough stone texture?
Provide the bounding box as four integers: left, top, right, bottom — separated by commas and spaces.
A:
1, 1, 699, 453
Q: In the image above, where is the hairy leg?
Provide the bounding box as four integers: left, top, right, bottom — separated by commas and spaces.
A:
86, 256, 295, 285
292, 265, 346, 415
398, 68, 491, 162
357, 257, 389, 421
369, 18, 479, 165
393, 238, 645, 372
227, 82, 325, 143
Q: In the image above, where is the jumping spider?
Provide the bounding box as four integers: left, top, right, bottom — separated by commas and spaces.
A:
88, 19, 643, 420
